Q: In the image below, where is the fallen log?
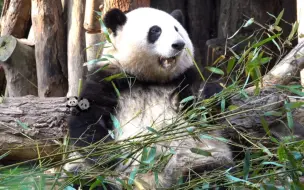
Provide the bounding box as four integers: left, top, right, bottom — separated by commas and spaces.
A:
0, 35, 37, 97
0, 96, 68, 162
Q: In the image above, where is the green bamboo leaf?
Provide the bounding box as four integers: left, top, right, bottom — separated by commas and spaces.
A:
190, 148, 212, 157
260, 117, 271, 136
274, 9, 284, 27
104, 73, 126, 82
261, 162, 284, 167
154, 172, 159, 187
205, 66, 224, 75
243, 18, 254, 27
288, 21, 299, 41
128, 168, 138, 185
226, 57, 236, 74
143, 147, 156, 164
180, 96, 196, 104
243, 150, 250, 180
0, 151, 10, 160
110, 114, 122, 136
228, 105, 239, 111
284, 102, 304, 109
221, 98, 225, 112
116, 178, 132, 190
111, 81, 120, 97
252, 34, 280, 48
264, 111, 283, 117
147, 127, 161, 137
16, 120, 29, 130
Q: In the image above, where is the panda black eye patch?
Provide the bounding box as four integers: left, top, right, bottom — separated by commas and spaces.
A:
148, 25, 162, 43
174, 26, 178, 32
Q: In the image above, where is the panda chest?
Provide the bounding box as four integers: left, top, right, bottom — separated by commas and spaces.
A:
115, 85, 179, 141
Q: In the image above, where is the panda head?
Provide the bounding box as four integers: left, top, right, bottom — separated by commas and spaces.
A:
102, 8, 194, 83
66, 96, 78, 107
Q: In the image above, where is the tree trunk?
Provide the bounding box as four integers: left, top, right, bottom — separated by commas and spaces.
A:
66, 0, 86, 97
103, 0, 150, 13
31, 0, 68, 97
0, 0, 31, 38
85, 31, 104, 71
84, 0, 103, 32
0, 35, 37, 97
217, 0, 281, 38
0, 95, 68, 162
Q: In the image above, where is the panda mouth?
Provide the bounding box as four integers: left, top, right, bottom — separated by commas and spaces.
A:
159, 56, 177, 69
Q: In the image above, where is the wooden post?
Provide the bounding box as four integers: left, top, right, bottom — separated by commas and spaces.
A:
66, 0, 87, 97
0, 36, 37, 97
0, 0, 31, 38
103, 0, 150, 13
31, 0, 68, 97
84, 0, 105, 71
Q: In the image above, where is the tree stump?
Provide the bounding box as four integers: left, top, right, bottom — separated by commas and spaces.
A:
0, 35, 37, 97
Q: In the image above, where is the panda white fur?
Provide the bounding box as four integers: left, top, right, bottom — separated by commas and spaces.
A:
68, 7, 233, 189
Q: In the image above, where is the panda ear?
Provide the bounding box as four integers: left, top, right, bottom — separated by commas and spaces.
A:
171, 9, 185, 27
103, 8, 127, 35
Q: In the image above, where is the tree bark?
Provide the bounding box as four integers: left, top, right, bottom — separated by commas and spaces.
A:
217, 0, 281, 38
0, 35, 37, 97
0, 95, 68, 162
103, 0, 150, 13
262, 41, 304, 87
31, 0, 68, 97
0, 0, 31, 38
85, 31, 104, 71
84, 0, 103, 32
66, 0, 86, 97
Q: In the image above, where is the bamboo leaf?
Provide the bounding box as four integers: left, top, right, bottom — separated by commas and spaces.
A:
261, 162, 284, 167
264, 111, 283, 117
243, 150, 251, 180
190, 148, 212, 157
16, 120, 29, 130
180, 96, 196, 104
274, 9, 284, 27
110, 114, 122, 136
252, 34, 280, 48
288, 21, 299, 41
128, 168, 138, 185
243, 18, 254, 28
227, 57, 236, 74
147, 127, 161, 137
205, 66, 224, 75
143, 147, 156, 164
260, 117, 271, 136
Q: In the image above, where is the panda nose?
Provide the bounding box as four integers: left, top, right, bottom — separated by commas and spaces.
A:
172, 41, 185, 51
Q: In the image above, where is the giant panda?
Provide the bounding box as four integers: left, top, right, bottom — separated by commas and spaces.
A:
67, 7, 233, 189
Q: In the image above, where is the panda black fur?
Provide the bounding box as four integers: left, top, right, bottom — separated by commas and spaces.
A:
67, 7, 233, 189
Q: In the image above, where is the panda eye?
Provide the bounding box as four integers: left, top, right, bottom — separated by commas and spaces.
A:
174, 26, 178, 32
150, 26, 161, 34
148, 25, 162, 43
